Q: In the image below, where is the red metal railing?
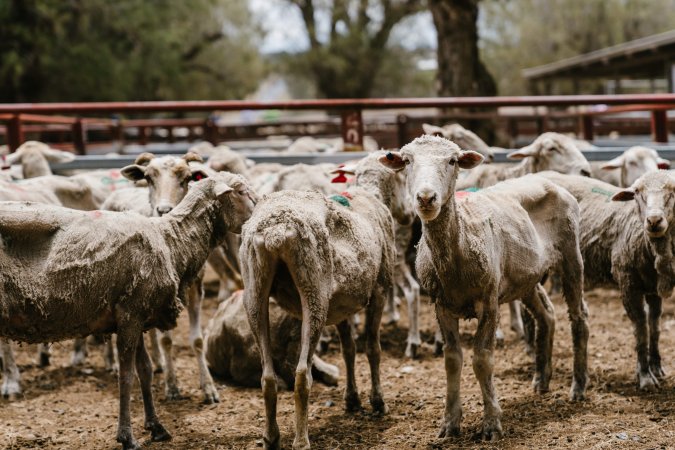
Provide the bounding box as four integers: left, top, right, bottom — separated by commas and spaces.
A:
1, 94, 675, 153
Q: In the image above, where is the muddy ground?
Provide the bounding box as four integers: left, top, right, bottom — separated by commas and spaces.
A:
0, 288, 674, 450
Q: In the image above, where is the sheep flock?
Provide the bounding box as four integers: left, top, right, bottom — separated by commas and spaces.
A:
0, 131, 674, 450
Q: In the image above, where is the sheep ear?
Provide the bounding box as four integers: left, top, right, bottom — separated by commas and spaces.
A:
611, 189, 635, 202
600, 155, 624, 171
657, 158, 670, 169
507, 144, 537, 160
191, 168, 210, 182
377, 151, 407, 171
458, 150, 484, 169
120, 164, 146, 181
422, 123, 445, 137
4, 152, 22, 165
41, 147, 76, 163
214, 182, 233, 197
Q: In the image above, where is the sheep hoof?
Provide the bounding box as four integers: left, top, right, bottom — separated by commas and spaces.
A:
437, 422, 461, 438
38, 353, 50, 368
569, 380, 587, 401
495, 328, 505, 347
203, 388, 220, 404
70, 350, 87, 367
291, 437, 311, 450
533, 377, 550, 394
481, 419, 503, 441
433, 340, 444, 357
344, 391, 362, 412
370, 397, 389, 415
1, 380, 21, 400
263, 430, 281, 450
117, 430, 140, 450
165, 386, 182, 401
405, 342, 419, 359
638, 371, 660, 391
148, 423, 172, 442
650, 363, 666, 380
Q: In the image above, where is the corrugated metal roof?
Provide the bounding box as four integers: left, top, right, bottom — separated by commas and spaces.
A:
523, 29, 675, 79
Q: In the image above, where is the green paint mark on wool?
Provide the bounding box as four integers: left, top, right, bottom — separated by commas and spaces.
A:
591, 187, 614, 201
329, 194, 351, 208
462, 187, 481, 192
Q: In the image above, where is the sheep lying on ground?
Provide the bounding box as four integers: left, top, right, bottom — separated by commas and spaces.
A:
0, 171, 256, 450
101, 152, 249, 404
240, 152, 403, 449
204, 290, 339, 389
422, 123, 494, 162
593, 146, 670, 187
380, 136, 589, 440
540, 170, 674, 390
4, 141, 75, 178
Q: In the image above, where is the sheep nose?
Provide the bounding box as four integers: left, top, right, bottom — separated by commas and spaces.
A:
156, 205, 173, 216
646, 215, 664, 229
416, 190, 437, 207
580, 169, 591, 177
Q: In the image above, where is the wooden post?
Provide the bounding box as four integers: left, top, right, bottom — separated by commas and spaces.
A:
72, 118, 86, 155
6, 114, 23, 152
341, 109, 363, 151
138, 126, 148, 145
651, 109, 669, 143
167, 126, 175, 144
581, 114, 594, 142
396, 114, 408, 148
204, 119, 218, 144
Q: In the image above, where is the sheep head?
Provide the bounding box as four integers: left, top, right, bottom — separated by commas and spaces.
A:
507, 132, 591, 177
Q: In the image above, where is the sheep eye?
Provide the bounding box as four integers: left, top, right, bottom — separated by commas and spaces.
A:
238, 189, 248, 195
449, 159, 456, 166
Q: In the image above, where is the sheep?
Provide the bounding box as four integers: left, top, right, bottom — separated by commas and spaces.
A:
539, 170, 674, 390
422, 123, 494, 162
4, 141, 76, 178
285, 136, 379, 154
379, 135, 589, 440
593, 145, 670, 187
189, 141, 254, 175
456, 132, 592, 190
240, 151, 402, 449
102, 152, 242, 404
0, 170, 256, 449
204, 290, 339, 389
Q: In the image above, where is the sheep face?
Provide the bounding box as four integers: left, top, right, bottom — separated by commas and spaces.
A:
508, 132, 591, 177
612, 171, 675, 239
422, 123, 494, 162
379, 136, 483, 222
121, 152, 208, 217
601, 146, 670, 187
211, 172, 258, 233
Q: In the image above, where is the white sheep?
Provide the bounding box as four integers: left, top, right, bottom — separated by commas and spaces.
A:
540, 170, 675, 390
4, 141, 76, 178
0, 171, 256, 450
422, 122, 495, 162
240, 152, 402, 449
593, 145, 670, 187
380, 135, 589, 440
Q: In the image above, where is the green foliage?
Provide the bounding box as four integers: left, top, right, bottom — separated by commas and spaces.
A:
481, 0, 675, 95
0, 0, 265, 102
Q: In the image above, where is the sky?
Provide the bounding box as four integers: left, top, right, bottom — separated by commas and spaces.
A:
248, 0, 438, 54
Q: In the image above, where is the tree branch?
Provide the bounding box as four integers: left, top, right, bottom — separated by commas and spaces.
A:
181, 30, 225, 61
290, 0, 320, 49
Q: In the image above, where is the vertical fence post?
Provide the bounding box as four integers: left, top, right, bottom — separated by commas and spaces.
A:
72, 118, 86, 155
341, 109, 363, 151
581, 114, 594, 142
396, 114, 408, 148
7, 114, 23, 152
204, 118, 218, 144
651, 109, 669, 143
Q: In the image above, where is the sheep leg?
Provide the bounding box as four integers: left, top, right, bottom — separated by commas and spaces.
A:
435, 304, 463, 438
509, 301, 525, 339
71, 337, 88, 366
403, 271, 421, 359
382, 288, 400, 324
115, 325, 141, 450
336, 319, 361, 412
645, 294, 665, 379
187, 280, 220, 404
207, 246, 243, 301
623, 290, 658, 390
104, 335, 119, 374
147, 329, 164, 373
433, 313, 444, 357
159, 330, 181, 400
0, 339, 21, 400
561, 246, 589, 401
135, 335, 171, 442
521, 307, 536, 357
364, 290, 388, 415
243, 258, 280, 450
472, 299, 503, 441
36, 343, 51, 367
315, 328, 332, 354
520, 285, 555, 393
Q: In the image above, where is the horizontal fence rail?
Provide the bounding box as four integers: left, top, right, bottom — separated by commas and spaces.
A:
2, 94, 675, 154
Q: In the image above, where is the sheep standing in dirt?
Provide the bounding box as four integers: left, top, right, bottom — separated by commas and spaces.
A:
204, 290, 339, 389
240, 152, 402, 449
541, 170, 674, 390
593, 145, 670, 187
3, 141, 75, 178
102, 152, 246, 403
0, 171, 256, 450
380, 136, 589, 440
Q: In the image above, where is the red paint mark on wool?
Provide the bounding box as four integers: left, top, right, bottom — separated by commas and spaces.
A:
90, 210, 103, 219
454, 191, 472, 200
331, 171, 347, 183
340, 191, 353, 199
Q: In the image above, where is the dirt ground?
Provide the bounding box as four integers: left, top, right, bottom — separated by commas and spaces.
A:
1, 287, 674, 450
